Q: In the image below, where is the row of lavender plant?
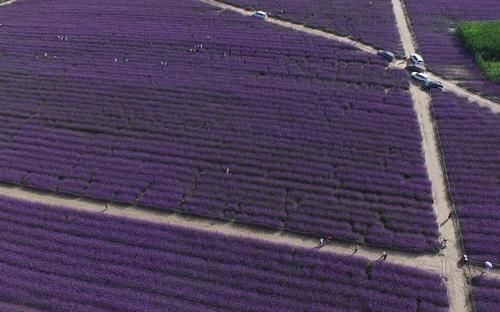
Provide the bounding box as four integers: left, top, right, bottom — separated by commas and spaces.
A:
0, 0, 438, 251
431, 92, 500, 263
404, 0, 500, 101
221, 0, 404, 55
471, 276, 500, 312
0, 196, 449, 311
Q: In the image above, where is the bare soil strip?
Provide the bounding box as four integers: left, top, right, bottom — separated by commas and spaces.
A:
393, 0, 471, 310
0, 0, 17, 6
409, 86, 469, 312
0, 183, 441, 272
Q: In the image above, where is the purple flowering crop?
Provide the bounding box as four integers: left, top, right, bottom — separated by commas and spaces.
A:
431, 92, 500, 263
0, 196, 449, 311
222, 0, 404, 55
0, 0, 438, 250
472, 276, 500, 312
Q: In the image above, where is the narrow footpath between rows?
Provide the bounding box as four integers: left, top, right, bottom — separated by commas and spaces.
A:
0, 183, 441, 272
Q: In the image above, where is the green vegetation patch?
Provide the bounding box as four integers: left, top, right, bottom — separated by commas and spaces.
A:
457, 20, 500, 81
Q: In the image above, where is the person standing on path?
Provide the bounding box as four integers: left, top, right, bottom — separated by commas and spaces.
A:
378, 251, 387, 261
440, 237, 448, 250
458, 254, 468, 268
352, 244, 359, 255
315, 238, 325, 249
481, 261, 493, 276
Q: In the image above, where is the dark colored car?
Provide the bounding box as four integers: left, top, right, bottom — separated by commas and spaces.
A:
377, 50, 395, 61
406, 63, 426, 73
422, 80, 444, 90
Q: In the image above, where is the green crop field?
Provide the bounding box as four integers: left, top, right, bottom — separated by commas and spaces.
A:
457, 20, 500, 81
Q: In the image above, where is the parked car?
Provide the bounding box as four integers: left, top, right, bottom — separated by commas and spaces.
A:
410, 72, 429, 83
410, 53, 424, 65
406, 63, 426, 73
377, 50, 395, 61
252, 11, 268, 19
422, 80, 443, 90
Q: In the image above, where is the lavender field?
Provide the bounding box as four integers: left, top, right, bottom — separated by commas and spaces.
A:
0, 196, 449, 311
404, 0, 500, 101
223, 0, 404, 55
472, 276, 500, 312
0, 0, 439, 250
431, 92, 500, 263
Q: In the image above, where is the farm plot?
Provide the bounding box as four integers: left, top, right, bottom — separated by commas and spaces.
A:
221, 0, 403, 55
471, 276, 500, 312
431, 92, 500, 263
404, 0, 500, 101
0, 196, 449, 311
0, 0, 438, 251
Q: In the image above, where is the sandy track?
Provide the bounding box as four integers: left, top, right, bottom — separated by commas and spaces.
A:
409, 86, 469, 312
0, 0, 17, 7
0, 183, 442, 272
392, 0, 471, 310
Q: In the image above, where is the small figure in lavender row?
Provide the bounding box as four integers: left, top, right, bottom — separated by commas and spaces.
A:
458, 254, 468, 268
226, 167, 230, 175
481, 261, 493, 276
352, 244, 359, 255
440, 237, 448, 250
378, 251, 388, 261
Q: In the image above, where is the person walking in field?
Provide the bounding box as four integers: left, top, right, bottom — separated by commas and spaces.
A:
481, 261, 493, 276
378, 251, 387, 261
352, 244, 359, 255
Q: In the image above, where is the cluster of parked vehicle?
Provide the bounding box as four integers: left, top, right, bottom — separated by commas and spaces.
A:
251, 13, 443, 92
377, 51, 443, 91
407, 54, 443, 91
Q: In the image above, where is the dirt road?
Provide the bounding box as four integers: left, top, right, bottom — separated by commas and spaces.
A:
393, 0, 471, 310
0, 183, 441, 272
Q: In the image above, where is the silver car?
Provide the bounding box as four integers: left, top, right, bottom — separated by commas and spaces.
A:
252, 11, 268, 19
411, 72, 429, 83
410, 53, 424, 65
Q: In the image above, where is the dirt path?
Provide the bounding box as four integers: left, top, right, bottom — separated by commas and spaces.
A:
0, 0, 17, 6
409, 86, 470, 312
0, 183, 442, 272
393, 0, 471, 310
199, 0, 378, 55
428, 72, 500, 113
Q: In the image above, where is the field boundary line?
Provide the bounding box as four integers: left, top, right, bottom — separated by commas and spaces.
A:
0, 182, 443, 272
